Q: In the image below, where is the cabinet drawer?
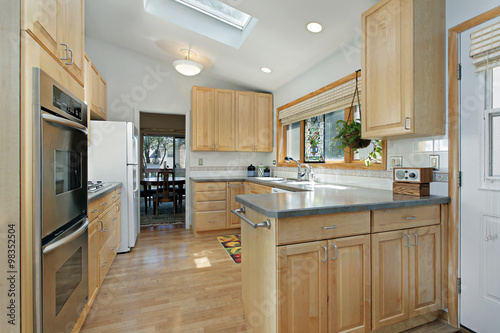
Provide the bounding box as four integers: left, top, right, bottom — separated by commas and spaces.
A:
195, 191, 226, 202
115, 187, 122, 200
277, 211, 370, 245
99, 231, 116, 285
371, 205, 441, 233
98, 207, 117, 247
88, 200, 100, 222
195, 211, 227, 231
247, 183, 272, 194
98, 191, 115, 211
196, 182, 226, 191
196, 201, 227, 212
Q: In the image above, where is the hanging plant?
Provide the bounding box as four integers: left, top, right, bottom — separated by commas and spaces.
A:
332, 70, 382, 167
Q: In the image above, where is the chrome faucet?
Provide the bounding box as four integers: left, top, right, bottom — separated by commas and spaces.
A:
285, 157, 313, 181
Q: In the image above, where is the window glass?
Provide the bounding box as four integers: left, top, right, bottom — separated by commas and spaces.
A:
286, 122, 301, 160
175, 0, 251, 30
493, 66, 500, 109
491, 114, 500, 177
325, 109, 345, 161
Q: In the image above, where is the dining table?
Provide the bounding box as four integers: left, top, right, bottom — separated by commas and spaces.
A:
140, 176, 186, 215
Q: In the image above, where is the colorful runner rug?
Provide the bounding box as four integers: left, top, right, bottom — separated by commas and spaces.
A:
217, 234, 241, 264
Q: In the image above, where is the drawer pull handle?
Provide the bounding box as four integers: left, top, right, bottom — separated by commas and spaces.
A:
91, 209, 99, 213
112, 196, 117, 199
112, 218, 117, 221
404, 234, 411, 248
208, 186, 215, 189
412, 233, 418, 247
208, 220, 216, 223
209, 205, 216, 208
322, 225, 338, 230
101, 261, 109, 267
404, 216, 417, 220
98, 221, 108, 232
331, 244, 338, 260
322, 245, 328, 262
101, 202, 109, 206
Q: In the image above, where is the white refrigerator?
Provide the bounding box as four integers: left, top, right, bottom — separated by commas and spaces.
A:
88, 121, 140, 253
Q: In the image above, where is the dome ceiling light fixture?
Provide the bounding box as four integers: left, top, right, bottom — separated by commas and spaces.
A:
260, 67, 272, 73
173, 49, 204, 76
306, 22, 323, 33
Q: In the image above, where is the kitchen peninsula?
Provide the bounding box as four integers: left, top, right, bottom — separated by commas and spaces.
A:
231, 180, 450, 333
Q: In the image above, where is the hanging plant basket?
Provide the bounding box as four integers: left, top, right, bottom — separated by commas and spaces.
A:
345, 131, 372, 150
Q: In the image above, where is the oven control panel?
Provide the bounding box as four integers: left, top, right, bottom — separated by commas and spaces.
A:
53, 86, 83, 121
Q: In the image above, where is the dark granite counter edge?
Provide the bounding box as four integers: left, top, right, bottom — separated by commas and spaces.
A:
88, 182, 122, 203
236, 196, 451, 219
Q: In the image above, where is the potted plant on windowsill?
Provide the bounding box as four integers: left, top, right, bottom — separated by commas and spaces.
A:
333, 119, 382, 167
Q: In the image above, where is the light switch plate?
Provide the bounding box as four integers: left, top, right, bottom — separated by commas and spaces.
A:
390, 156, 403, 170
198, 158, 203, 166
430, 155, 440, 170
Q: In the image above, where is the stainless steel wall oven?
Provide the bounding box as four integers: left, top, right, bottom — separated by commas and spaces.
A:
32, 68, 89, 333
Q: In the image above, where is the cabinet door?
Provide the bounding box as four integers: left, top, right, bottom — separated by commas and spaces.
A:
235, 91, 255, 151
371, 230, 409, 330
23, 0, 59, 62
361, 0, 411, 137
89, 64, 101, 118
278, 241, 328, 333
98, 76, 107, 119
192, 86, 215, 151
328, 235, 371, 333
58, 0, 84, 83
254, 93, 273, 152
88, 220, 99, 305
409, 225, 441, 318
115, 199, 122, 249
227, 182, 244, 228
214, 89, 235, 151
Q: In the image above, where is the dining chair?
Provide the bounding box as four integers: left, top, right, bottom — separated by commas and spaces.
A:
153, 170, 176, 217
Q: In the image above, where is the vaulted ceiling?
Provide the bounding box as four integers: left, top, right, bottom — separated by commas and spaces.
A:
85, 0, 378, 92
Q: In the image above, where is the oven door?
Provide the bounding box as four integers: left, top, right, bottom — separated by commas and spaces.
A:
42, 217, 88, 333
41, 110, 88, 237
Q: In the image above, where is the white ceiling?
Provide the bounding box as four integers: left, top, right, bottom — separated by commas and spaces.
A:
85, 0, 378, 92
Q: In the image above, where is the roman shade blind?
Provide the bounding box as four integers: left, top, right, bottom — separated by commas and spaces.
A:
278, 74, 362, 126
470, 21, 500, 72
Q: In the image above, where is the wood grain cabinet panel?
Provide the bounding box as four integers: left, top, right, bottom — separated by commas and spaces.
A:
227, 182, 244, 228
328, 235, 371, 333
235, 91, 255, 151
278, 241, 328, 333
254, 93, 273, 152
214, 89, 235, 151
361, 0, 445, 139
87, 220, 99, 307
192, 86, 215, 150
372, 205, 441, 233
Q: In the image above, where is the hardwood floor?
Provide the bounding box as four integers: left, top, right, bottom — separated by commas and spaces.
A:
81, 227, 462, 333
81, 226, 250, 333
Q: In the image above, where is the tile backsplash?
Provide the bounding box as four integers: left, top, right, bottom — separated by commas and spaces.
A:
387, 136, 448, 172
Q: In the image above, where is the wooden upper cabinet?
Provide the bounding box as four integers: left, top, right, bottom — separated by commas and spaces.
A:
361, 0, 445, 139
214, 89, 235, 151
86, 59, 107, 121
98, 76, 107, 118
22, 0, 85, 85
278, 241, 328, 333
254, 93, 273, 152
235, 91, 255, 151
192, 86, 215, 151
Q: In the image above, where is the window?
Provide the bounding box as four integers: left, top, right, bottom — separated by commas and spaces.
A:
486, 66, 500, 179
175, 0, 252, 30
142, 135, 186, 176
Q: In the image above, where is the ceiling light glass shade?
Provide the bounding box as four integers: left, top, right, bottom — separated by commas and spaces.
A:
260, 67, 272, 73
173, 59, 204, 76
306, 22, 323, 33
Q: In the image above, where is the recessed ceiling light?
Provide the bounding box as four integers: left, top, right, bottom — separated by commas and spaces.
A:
260, 67, 272, 73
306, 22, 323, 33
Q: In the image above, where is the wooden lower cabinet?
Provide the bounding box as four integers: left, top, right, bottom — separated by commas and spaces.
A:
371, 225, 441, 330
277, 235, 371, 333
227, 182, 244, 228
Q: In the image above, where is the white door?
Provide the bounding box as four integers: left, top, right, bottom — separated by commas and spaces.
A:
460, 17, 500, 333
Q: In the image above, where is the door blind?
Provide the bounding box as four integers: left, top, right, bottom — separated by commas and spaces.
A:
470, 21, 500, 72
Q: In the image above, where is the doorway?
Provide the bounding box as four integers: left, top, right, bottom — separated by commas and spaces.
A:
138, 112, 187, 228
459, 16, 500, 333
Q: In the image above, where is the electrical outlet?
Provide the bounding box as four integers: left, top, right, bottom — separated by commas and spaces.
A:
198, 158, 203, 166
430, 155, 440, 170
273, 160, 276, 166
390, 156, 403, 170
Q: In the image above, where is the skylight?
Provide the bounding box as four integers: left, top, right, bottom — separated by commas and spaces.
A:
175, 0, 251, 30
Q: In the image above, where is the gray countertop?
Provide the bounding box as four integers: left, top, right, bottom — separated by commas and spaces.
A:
190, 176, 450, 218
88, 182, 122, 203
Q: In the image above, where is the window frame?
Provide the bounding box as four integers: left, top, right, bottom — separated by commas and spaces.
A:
277, 73, 387, 170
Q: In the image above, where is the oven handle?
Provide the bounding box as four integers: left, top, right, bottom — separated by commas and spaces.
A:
42, 113, 88, 135
42, 218, 89, 254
